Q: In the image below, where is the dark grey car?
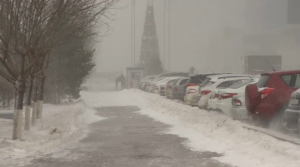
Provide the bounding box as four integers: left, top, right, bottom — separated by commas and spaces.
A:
167, 77, 189, 100
283, 89, 300, 132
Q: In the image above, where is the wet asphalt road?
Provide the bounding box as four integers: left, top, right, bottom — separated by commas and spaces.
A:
25, 106, 229, 167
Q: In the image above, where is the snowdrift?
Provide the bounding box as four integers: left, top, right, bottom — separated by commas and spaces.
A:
0, 99, 104, 167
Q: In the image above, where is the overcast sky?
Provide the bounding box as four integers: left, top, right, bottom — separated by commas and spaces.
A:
95, 0, 288, 74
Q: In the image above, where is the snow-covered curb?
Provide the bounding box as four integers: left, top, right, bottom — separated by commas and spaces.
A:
130, 90, 300, 167
0, 100, 104, 167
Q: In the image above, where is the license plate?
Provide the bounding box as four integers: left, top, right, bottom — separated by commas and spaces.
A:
290, 99, 299, 105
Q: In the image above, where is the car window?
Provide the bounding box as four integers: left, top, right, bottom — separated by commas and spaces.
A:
280, 74, 300, 88
171, 79, 178, 84
217, 80, 242, 88
228, 80, 253, 89
187, 77, 201, 84
203, 81, 214, 88
199, 77, 211, 87
257, 75, 270, 88
217, 81, 230, 88
179, 79, 188, 85
281, 74, 292, 86
295, 74, 300, 88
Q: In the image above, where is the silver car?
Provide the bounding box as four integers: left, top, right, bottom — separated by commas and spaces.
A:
167, 77, 189, 100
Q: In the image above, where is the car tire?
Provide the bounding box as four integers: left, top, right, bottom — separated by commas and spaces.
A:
245, 84, 260, 113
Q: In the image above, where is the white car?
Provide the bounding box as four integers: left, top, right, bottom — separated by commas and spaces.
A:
153, 77, 179, 94
215, 78, 259, 118
146, 77, 165, 93
198, 75, 253, 109
140, 75, 157, 91
183, 74, 233, 106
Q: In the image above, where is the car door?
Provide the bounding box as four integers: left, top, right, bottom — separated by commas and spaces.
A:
177, 79, 189, 95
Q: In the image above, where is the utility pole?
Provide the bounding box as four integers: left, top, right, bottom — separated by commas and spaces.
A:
168, 0, 171, 71
164, 0, 166, 71
133, 0, 136, 67
131, 0, 135, 67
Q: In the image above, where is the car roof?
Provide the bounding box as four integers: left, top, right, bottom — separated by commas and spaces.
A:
262, 70, 300, 76
189, 73, 231, 78
209, 75, 252, 82
157, 73, 189, 78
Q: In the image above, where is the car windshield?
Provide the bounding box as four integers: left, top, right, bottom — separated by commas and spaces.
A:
187, 76, 203, 84
199, 77, 211, 87
228, 79, 254, 89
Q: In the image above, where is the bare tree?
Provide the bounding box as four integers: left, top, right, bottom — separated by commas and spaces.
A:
0, 0, 118, 140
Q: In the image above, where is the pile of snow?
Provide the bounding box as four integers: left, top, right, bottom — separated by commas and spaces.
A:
88, 89, 300, 167
0, 99, 104, 167
132, 90, 300, 167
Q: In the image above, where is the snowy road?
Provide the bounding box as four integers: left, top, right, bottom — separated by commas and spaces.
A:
7, 89, 300, 167
25, 105, 228, 167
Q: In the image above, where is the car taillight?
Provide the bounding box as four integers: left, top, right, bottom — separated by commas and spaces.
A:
188, 89, 198, 94
232, 99, 242, 106
168, 86, 172, 89
260, 88, 275, 99
187, 83, 197, 87
221, 93, 237, 99
161, 87, 165, 90
173, 88, 178, 92
201, 90, 211, 96
214, 94, 219, 99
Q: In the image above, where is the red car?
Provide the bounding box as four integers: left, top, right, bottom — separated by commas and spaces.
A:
245, 70, 300, 125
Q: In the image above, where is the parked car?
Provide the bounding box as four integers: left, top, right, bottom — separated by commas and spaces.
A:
183, 73, 231, 91
153, 77, 179, 94
183, 73, 229, 106
282, 88, 300, 132
147, 72, 189, 93
167, 77, 189, 99
245, 70, 300, 126
146, 77, 166, 93
215, 78, 259, 118
198, 75, 252, 109
140, 75, 157, 91
165, 78, 180, 97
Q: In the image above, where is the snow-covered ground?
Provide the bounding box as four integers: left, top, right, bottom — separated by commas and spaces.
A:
83, 89, 300, 167
0, 100, 104, 167
2, 89, 300, 167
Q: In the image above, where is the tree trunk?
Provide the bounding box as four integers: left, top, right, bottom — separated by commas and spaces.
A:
37, 73, 45, 119
12, 76, 26, 140
12, 55, 27, 140
24, 77, 34, 131
32, 78, 39, 126
2, 93, 6, 109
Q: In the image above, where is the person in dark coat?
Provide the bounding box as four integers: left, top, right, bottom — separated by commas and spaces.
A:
115, 74, 126, 90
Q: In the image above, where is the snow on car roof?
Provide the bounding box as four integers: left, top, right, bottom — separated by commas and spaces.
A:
208, 74, 249, 81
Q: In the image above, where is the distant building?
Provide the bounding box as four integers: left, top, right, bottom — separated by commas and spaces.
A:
288, 0, 300, 24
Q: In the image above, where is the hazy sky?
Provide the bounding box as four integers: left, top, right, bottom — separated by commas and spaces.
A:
95, 0, 288, 74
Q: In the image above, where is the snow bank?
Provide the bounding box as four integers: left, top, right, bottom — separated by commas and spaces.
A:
0, 100, 104, 167
128, 90, 300, 167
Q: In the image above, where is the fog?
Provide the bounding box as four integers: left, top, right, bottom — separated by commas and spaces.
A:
95, 0, 299, 74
